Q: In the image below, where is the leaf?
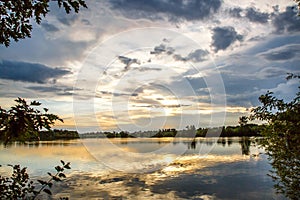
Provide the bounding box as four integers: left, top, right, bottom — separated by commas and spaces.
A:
37, 179, 47, 185
52, 176, 61, 182
58, 173, 66, 178
33, 190, 39, 195
64, 162, 71, 169
47, 182, 53, 188
43, 188, 52, 195
55, 165, 63, 172
30, 100, 41, 106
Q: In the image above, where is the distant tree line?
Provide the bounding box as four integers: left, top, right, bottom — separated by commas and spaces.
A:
39, 129, 79, 140
104, 131, 133, 138
0, 129, 80, 143
152, 124, 262, 138
81, 123, 263, 138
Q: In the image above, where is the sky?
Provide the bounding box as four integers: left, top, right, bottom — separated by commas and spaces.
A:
0, 0, 299, 133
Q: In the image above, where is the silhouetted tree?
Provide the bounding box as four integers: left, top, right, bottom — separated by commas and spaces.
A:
0, 0, 87, 46
0, 97, 63, 145
238, 116, 248, 127
250, 74, 300, 199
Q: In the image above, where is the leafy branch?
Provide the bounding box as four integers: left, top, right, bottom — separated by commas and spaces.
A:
33, 160, 71, 199
250, 73, 300, 199
0, 160, 71, 199
0, 0, 87, 47
0, 97, 63, 145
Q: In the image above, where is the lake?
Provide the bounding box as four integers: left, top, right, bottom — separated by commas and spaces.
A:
0, 137, 286, 199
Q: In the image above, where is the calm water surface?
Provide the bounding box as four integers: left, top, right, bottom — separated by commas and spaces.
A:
0, 137, 286, 199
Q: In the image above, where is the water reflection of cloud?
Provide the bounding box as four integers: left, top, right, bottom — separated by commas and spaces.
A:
0, 138, 272, 199
154, 154, 253, 177
51, 154, 266, 199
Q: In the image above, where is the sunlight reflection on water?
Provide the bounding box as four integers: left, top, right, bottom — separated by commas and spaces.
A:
0, 137, 285, 199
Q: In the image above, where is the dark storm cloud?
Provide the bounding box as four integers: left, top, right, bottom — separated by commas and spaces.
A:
118, 56, 141, 71
229, 7, 242, 18
150, 44, 175, 55
257, 67, 288, 79
133, 103, 188, 108
248, 35, 265, 42
211, 26, 243, 52
98, 90, 138, 97
263, 51, 295, 60
226, 93, 260, 107
26, 86, 76, 96
135, 67, 162, 72
220, 74, 282, 107
41, 22, 60, 32
173, 54, 188, 62
260, 44, 300, 61
185, 49, 209, 62
229, 7, 269, 24
245, 7, 269, 23
273, 6, 300, 33
57, 14, 78, 26
151, 44, 208, 62
185, 76, 207, 94
109, 0, 222, 21
173, 49, 208, 62
130, 95, 189, 108
0, 60, 70, 83
224, 75, 296, 107
0, 35, 94, 67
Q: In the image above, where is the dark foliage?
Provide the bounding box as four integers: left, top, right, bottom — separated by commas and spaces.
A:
0, 97, 63, 145
0, 160, 71, 199
250, 74, 300, 199
39, 129, 79, 140
0, 0, 87, 46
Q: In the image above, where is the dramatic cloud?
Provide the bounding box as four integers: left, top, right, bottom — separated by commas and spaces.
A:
150, 44, 175, 55
118, 56, 141, 71
151, 44, 208, 62
273, 6, 300, 33
0, 0, 298, 131
98, 90, 134, 97
211, 26, 243, 52
256, 67, 288, 79
0, 60, 70, 83
56, 13, 78, 26
173, 49, 208, 62
26, 85, 76, 96
229, 7, 269, 24
245, 7, 269, 23
185, 49, 209, 62
109, 0, 222, 21
134, 67, 162, 72
221, 75, 278, 106
229, 7, 242, 18
259, 44, 300, 61
41, 22, 60, 32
